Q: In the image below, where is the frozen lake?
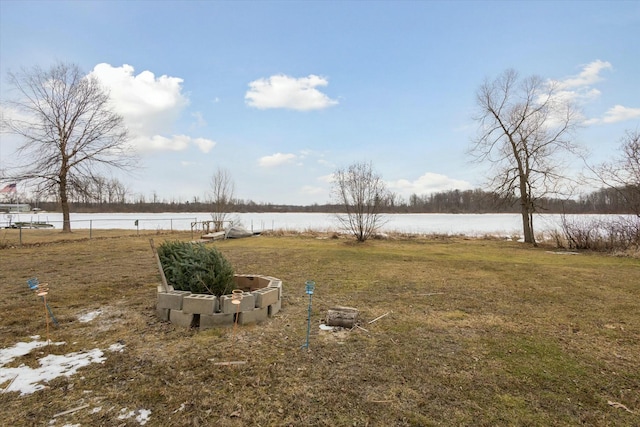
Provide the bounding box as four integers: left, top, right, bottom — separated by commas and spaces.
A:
0, 211, 626, 239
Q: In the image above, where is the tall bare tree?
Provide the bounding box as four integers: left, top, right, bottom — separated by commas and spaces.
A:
1, 62, 134, 232
593, 129, 640, 216
332, 161, 389, 242
471, 69, 580, 245
209, 167, 236, 231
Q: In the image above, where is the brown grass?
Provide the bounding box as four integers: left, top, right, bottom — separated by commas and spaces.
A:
0, 230, 639, 426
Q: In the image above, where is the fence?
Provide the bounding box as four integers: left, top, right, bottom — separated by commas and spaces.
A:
0, 217, 204, 247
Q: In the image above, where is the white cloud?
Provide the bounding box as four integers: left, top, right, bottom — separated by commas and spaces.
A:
557, 60, 612, 89
245, 74, 338, 111
90, 63, 188, 135
387, 172, 472, 196
89, 63, 214, 154
258, 152, 297, 167
131, 135, 215, 153
547, 60, 612, 107
193, 137, 216, 153
602, 105, 640, 123
546, 60, 640, 127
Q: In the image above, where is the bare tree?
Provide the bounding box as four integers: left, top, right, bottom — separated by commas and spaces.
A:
108, 177, 129, 204
471, 69, 580, 245
209, 167, 236, 231
593, 129, 640, 216
1, 62, 135, 232
332, 161, 389, 242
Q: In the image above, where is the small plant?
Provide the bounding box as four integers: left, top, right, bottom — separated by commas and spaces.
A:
157, 240, 234, 296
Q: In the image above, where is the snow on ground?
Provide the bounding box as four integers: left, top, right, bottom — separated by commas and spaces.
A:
0, 335, 53, 365
108, 342, 125, 353
0, 337, 105, 395
77, 310, 102, 323
118, 408, 152, 425
1, 337, 151, 424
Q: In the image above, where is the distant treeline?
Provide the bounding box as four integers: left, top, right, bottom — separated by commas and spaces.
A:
20, 186, 640, 215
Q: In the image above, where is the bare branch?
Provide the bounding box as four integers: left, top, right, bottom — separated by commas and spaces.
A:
332, 161, 389, 242
1, 62, 137, 231
470, 69, 581, 244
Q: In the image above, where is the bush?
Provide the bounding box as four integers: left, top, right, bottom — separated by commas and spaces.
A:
556, 214, 640, 252
157, 240, 235, 296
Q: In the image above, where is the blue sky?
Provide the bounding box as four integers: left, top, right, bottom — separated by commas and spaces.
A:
1, 0, 639, 205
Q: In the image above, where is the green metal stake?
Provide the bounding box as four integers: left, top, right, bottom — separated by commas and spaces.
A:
302, 280, 315, 350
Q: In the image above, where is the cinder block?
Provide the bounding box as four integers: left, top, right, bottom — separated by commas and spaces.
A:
156, 307, 170, 321
257, 276, 271, 288
267, 280, 283, 299
238, 307, 268, 325
219, 292, 256, 314
234, 275, 261, 291
254, 287, 279, 308
157, 290, 191, 310
169, 309, 194, 328
200, 312, 234, 329
157, 284, 175, 293
183, 294, 218, 314
268, 298, 282, 317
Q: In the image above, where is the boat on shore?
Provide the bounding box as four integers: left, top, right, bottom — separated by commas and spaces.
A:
6, 221, 55, 229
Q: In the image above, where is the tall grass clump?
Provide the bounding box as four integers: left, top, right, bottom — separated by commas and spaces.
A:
157, 240, 234, 296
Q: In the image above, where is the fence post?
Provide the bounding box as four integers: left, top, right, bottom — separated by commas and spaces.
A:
89, 220, 92, 239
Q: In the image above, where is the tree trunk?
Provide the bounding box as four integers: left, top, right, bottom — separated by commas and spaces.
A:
518, 175, 535, 244
520, 209, 533, 243
326, 306, 359, 328
59, 174, 71, 233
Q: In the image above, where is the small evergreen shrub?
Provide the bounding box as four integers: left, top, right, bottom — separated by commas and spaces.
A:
157, 240, 235, 296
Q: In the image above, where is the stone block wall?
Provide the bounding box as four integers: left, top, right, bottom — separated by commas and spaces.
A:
156, 274, 283, 329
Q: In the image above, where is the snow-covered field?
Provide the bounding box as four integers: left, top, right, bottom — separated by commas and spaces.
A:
1, 212, 627, 239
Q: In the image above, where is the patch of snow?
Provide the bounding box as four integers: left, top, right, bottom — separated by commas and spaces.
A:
108, 342, 125, 353
78, 310, 102, 323
0, 337, 65, 366
118, 408, 152, 425
137, 409, 152, 425
1, 340, 48, 366
118, 408, 136, 420
0, 338, 105, 395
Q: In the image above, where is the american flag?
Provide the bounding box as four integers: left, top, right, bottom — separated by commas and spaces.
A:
0, 183, 17, 193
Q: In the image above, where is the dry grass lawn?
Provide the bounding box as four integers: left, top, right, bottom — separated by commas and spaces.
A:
0, 229, 639, 426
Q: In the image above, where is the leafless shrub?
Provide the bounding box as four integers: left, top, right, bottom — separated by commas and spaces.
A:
558, 214, 640, 252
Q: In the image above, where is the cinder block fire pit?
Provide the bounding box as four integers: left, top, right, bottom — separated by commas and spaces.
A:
156, 274, 283, 329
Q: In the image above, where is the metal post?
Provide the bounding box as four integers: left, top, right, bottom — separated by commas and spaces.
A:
302, 280, 315, 350
90, 220, 93, 239
230, 289, 243, 358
